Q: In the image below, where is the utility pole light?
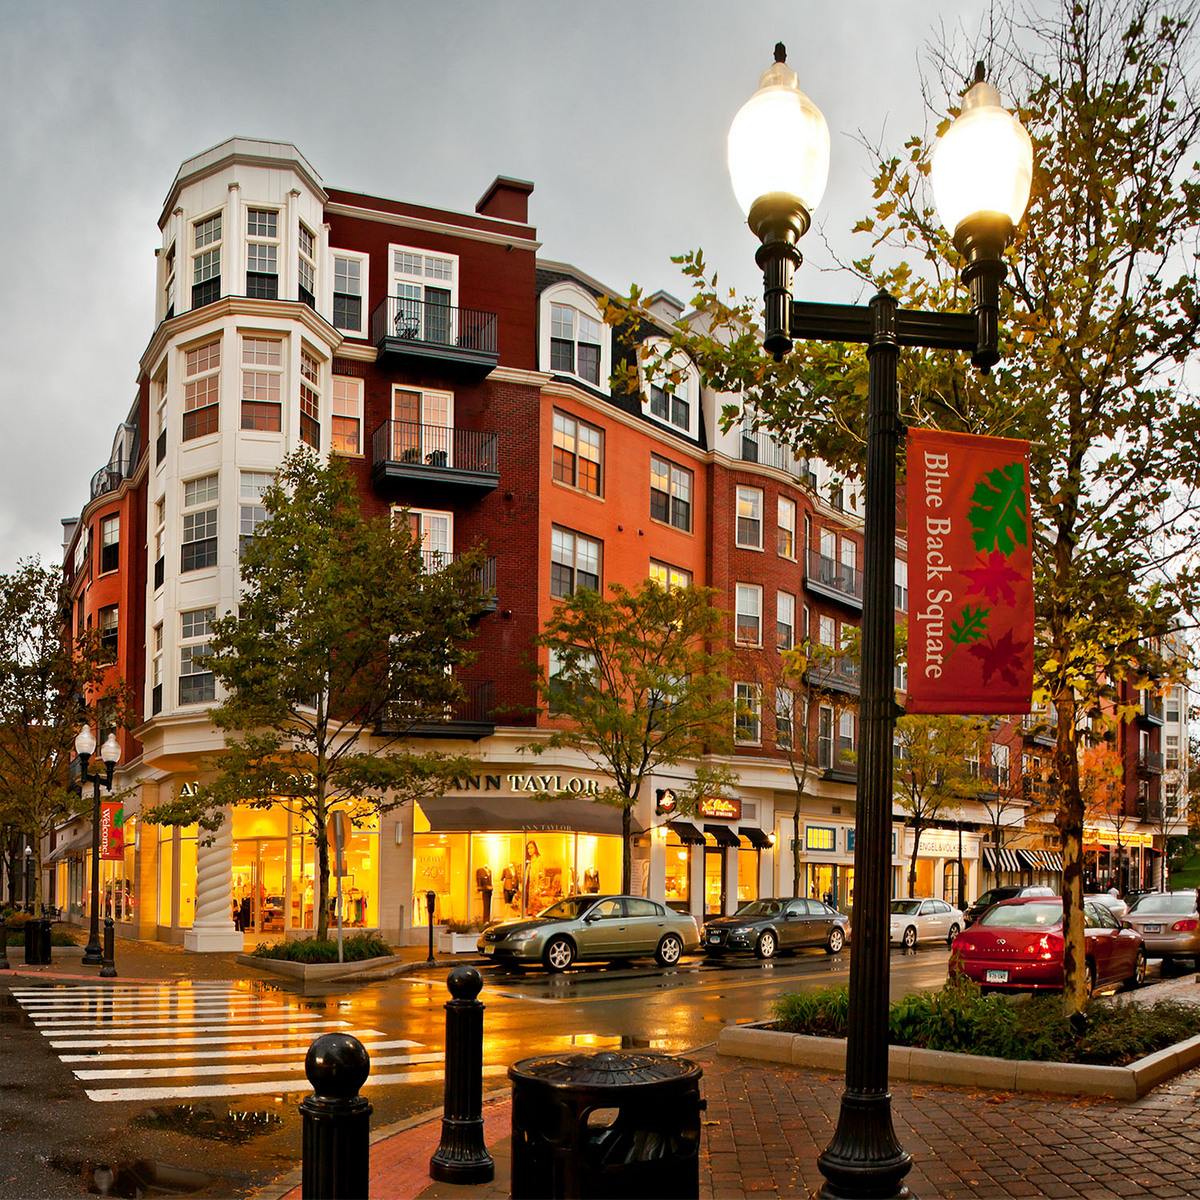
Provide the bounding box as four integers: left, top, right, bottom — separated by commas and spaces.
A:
728, 46, 1032, 1200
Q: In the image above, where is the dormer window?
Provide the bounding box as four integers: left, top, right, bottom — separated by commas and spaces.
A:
550, 304, 601, 385
641, 339, 698, 438
246, 209, 279, 299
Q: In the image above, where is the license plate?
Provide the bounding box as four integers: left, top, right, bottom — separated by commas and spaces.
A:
1143, 924, 1161, 934
985, 969, 1009, 983
708, 936, 721, 944
480, 944, 493, 955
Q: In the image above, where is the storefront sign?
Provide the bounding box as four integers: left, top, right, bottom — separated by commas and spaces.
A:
698, 796, 741, 820
100, 801, 124, 860
448, 774, 601, 796
1084, 828, 1152, 849
906, 428, 1034, 715
903, 830, 975, 858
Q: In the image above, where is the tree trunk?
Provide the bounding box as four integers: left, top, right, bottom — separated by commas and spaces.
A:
1056, 692, 1087, 1015
792, 797, 802, 898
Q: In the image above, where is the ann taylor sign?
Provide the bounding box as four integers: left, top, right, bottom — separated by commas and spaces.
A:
450, 774, 601, 795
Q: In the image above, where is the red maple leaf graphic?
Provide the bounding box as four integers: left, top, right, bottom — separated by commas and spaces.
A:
961, 549, 1025, 606
968, 629, 1028, 688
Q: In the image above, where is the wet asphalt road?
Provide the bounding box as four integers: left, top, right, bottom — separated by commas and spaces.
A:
0, 945, 952, 1199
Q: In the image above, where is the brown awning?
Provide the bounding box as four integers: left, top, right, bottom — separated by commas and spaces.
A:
666, 820, 705, 845
417, 795, 631, 837
46, 828, 93, 863
740, 827, 772, 849
705, 823, 740, 848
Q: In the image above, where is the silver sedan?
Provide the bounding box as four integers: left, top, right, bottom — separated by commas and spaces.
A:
889, 897, 964, 948
1123, 889, 1200, 968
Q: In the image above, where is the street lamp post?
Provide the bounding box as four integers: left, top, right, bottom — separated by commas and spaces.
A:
74, 725, 121, 966
728, 47, 1032, 1199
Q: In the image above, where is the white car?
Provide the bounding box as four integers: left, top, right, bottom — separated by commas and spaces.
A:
889, 897, 964, 948
1089, 891, 1129, 920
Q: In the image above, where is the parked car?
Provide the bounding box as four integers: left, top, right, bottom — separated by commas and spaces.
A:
477, 894, 699, 973
889, 897, 964, 948
702, 897, 850, 960
962, 884, 1055, 927
1088, 890, 1129, 920
1123, 889, 1200, 969
950, 896, 1145, 997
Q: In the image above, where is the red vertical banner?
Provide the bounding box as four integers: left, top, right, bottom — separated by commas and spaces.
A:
100, 801, 125, 860
906, 428, 1034, 714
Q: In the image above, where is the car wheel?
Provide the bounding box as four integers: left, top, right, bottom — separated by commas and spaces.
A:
1083, 959, 1096, 1002
826, 927, 845, 954
755, 930, 778, 960
655, 933, 684, 967
542, 936, 575, 973
902, 926, 917, 950
1124, 947, 1147, 991
946, 923, 961, 946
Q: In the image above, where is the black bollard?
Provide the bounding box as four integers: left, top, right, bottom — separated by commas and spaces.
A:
0, 915, 9, 971
425, 889, 436, 964
299, 1032, 372, 1200
99, 916, 117, 978
430, 966, 494, 1184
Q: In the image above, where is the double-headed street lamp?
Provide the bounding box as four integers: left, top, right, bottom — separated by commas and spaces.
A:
728, 46, 1032, 1200
74, 724, 121, 966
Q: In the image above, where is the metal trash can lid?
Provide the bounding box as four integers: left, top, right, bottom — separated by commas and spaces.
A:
509, 1050, 700, 1087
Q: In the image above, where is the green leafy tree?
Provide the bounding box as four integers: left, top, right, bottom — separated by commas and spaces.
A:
529, 580, 739, 894
602, 0, 1200, 1013
0, 559, 130, 913
145, 452, 487, 939
893, 715, 989, 897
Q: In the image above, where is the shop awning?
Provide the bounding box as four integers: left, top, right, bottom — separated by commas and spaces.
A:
1041, 851, 1064, 872
46, 828, 93, 863
740, 826, 772, 850
704, 823, 740, 848
417, 795, 631, 837
1016, 849, 1043, 870
667, 820, 705, 845
983, 846, 1024, 873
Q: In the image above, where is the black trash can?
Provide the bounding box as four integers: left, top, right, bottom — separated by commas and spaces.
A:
38, 918, 52, 964
508, 1050, 704, 1200
23, 919, 51, 966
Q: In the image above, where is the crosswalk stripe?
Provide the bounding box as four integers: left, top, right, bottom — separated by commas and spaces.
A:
85, 1066, 507, 1104
47, 1019, 351, 1040
49, 1026, 386, 1049
36, 1014, 334, 1032
74, 1052, 446, 1080
58, 1038, 419, 1064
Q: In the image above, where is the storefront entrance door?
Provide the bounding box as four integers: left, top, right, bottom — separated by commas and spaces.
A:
704, 847, 726, 916
232, 838, 287, 934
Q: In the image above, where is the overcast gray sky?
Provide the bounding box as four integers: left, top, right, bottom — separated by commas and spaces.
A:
0, 0, 1007, 573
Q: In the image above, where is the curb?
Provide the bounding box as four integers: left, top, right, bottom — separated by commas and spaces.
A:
717, 1023, 1200, 1099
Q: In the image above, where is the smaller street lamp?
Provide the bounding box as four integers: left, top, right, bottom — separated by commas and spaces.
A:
75, 724, 121, 966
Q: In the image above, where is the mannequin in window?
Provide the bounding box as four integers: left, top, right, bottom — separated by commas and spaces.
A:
502, 864, 519, 906
476, 864, 493, 922
524, 841, 541, 911
583, 866, 600, 894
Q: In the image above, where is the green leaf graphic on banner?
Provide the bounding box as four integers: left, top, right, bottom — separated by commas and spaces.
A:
968, 463, 1028, 554
950, 605, 990, 647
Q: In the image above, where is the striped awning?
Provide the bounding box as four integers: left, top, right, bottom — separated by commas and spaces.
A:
1042, 852, 1064, 872
983, 846, 1024, 873
1019, 849, 1065, 872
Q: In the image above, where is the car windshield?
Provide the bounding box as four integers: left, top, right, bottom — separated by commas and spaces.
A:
736, 900, 782, 916
977, 901, 1062, 928
1128, 892, 1198, 916
538, 897, 594, 920
890, 901, 921, 916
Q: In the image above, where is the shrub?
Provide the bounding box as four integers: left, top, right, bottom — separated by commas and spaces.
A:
251, 932, 393, 963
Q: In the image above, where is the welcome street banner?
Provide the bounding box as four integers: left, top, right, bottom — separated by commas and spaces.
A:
906, 428, 1034, 714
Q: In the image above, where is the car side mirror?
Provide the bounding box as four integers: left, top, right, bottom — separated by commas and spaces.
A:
1120, 919, 1133, 930
584, 911, 600, 923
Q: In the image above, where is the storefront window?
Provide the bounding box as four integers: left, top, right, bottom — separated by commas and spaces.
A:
737, 848, 760, 904
664, 834, 692, 911
157, 824, 173, 927
704, 837, 726, 916
414, 832, 467, 925
120, 816, 137, 923
807, 864, 835, 905
942, 862, 962, 906
178, 826, 197, 928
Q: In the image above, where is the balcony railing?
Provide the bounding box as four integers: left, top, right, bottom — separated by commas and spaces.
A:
739, 428, 815, 483
372, 420, 499, 495
1138, 692, 1165, 727
379, 680, 495, 741
90, 422, 140, 500
419, 551, 498, 612
1138, 750, 1165, 774
804, 549, 863, 609
371, 296, 498, 374
805, 656, 861, 696
1021, 710, 1057, 746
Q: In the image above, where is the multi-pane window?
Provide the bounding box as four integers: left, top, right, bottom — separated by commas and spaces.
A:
392, 247, 454, 343
775, 685, 794, 748
300, 349, 321, 449
182, 474, 218, 572
777, 591, 795, 651
239, 471, 272, 556
183, 338, 220, 440
151, 623, 164, 715
153, 497, 165, 590
179, 608, 216, 705
154, 373, 168, 464
241, 337, 282, 431
1166, 782, 1180, 815
245, 208, 278, 299
332, 376, 363, 454
1166, 734, 1180, 770
406, 509, 453, 571
894, 558, 909, 611
392, 386, 452, 464
650, 455, 692, 531
550, 527, 601, 597
649, 561, 691, 590
991, 742, 1010, 786
838, 711, 855, 761
192, 213, 221, 308
777, 496, 796, 558
298, 223, 316, 307
735, 584, 762, 646
163, 243, 176, 319
736, 487, 763, 549
818, 613, 836, 648
1166, 689, 1182, 723
550, 303, 602, 385
818, 706, 834, 768
552, 411, 602, 495
735, 682, 762, 744
333, 255, 364, 333
98, 605, 118, 657
548, 647, 598, 716
649, 373, 690, 431
99, 514, 119, 574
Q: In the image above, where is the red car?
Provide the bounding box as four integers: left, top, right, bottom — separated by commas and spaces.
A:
949, 896, 1145, 998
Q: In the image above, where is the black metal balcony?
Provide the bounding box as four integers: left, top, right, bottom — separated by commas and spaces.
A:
372, 296, 498, 375
804, 656, 861, 697
1021, 711, 1057, 747
372, 420, 499, 497
820, 753, 858, 784
804, 549, 863, 609
1137, 692, 1164, 728
1138, 750, 1164, 775
378, 680, 495, 741
419, 550, 498, 613
739, 428, 815, 483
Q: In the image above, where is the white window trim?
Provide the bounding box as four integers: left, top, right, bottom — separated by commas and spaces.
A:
735, 583, 763, 647
639, 335, 700, 440
735, 681, 763, 745
540, 281, 610, 395
331, 374, 365, 457
389, 241, 459, 308
330, 248, 369, 338
736, 486, 765, 551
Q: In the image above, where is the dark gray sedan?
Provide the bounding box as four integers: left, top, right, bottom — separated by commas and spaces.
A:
1123, 889, 1200, 968
702, 897, 850, 959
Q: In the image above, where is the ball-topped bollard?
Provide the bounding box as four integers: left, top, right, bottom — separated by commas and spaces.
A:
299, 1033, 373, 1200
430, 966, 494, 1184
